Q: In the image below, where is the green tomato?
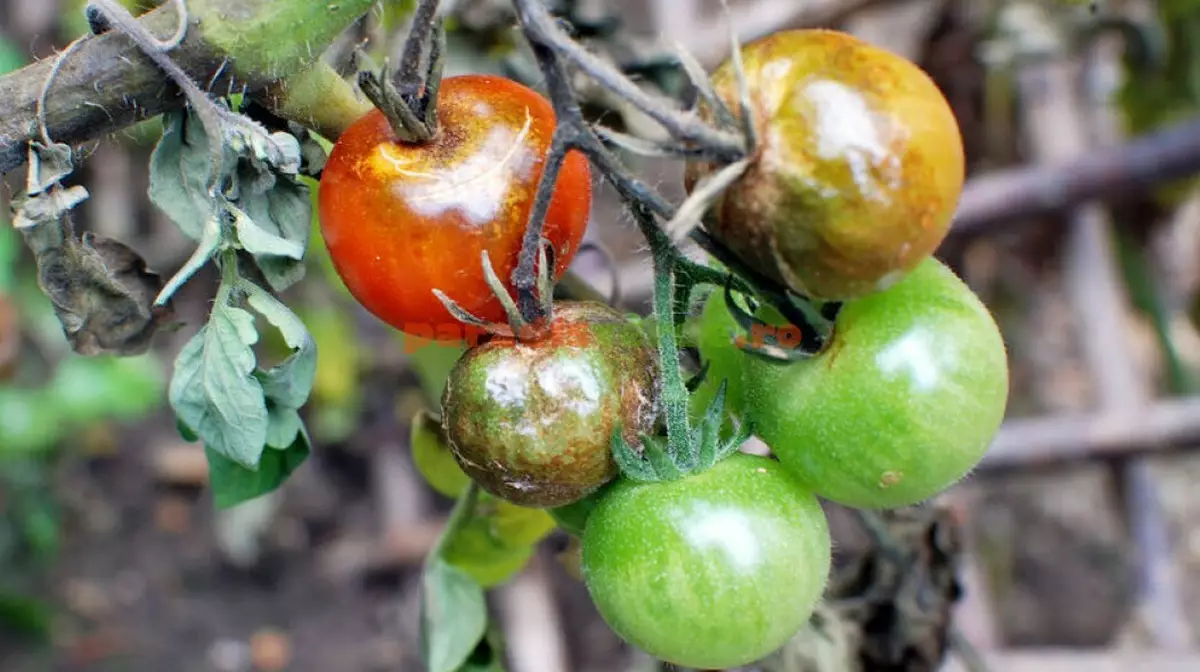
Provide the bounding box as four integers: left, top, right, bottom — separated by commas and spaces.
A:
743, 258, 1009, 509
442, 301, 659, 508
581, 453, 831, 669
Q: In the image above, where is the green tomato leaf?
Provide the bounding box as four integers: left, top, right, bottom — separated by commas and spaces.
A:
206, 428, 310, 509
440, 501, 546, 588
148, 111, 211, 241
265, 404, 303, 450
420, 558, 488, 672
228, 130, 310, 293
408, 340, 467, 409
168, 303, 268, 468
443, 525, 534, 588
231, 200, 303, 260
149, 109, 312, 300
411, 410, 471, 498
244, 284, 316, 410
487, 499, 556, 550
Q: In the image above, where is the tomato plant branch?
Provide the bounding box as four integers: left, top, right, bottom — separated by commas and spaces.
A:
510, 0, 838, 347
397, 0, 444, 98
87, 0, 271, 170
0, 0, 376, 175
506, 21, 749, 473
511, 0, 745, 163
430, 480, 482, 561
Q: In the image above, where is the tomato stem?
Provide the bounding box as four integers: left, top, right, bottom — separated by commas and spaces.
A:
354, 0, 446, 144
512, 130, 573, 324
430, 480, 481, 561
511, 0, 744, 162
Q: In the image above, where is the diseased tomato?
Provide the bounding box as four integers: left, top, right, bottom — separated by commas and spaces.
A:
581, 453, 831, 669
685, 29, 965, 301
441, 301, 658, 508
742, 258, 1009, 509
318, 74, 592, 340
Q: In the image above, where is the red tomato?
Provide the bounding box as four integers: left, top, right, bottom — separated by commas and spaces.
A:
318, 74, 592, 341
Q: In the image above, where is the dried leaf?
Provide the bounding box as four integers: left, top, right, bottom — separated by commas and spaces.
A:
24, 227, 175, 356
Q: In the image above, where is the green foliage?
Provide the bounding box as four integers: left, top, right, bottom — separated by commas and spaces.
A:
144, 101, 320, 508
205, 434, 310, 509
1, 354, 165, 456
412, 410, 472, 498
149, 108, 310, 296
410, 410, 556, 587
420, 557, 488, 672
189, 0, 377, 80
170, 284, 316, 508
1116, 0, 1200, 204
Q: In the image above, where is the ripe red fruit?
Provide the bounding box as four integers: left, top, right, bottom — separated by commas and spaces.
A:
318, 74, 592, 340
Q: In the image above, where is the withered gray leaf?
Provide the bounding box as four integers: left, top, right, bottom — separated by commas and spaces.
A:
26, 141, 78, 194
25, 225, 177, 356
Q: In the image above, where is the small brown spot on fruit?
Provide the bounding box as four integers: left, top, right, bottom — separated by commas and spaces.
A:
878, 470, 903, 488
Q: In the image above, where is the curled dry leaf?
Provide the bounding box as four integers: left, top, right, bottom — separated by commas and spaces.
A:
24, 225, 177, 356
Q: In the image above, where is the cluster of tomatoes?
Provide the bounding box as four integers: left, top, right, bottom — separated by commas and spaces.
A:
318, 27, 1008, 672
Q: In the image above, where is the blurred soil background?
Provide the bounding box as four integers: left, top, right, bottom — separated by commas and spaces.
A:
5, 0, 1200, 670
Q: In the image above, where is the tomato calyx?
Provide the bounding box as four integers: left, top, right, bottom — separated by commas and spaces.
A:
611, 376, 750, 483
353, 10, 445, 144
433, 239, 559, 342
604, 231, 753, 484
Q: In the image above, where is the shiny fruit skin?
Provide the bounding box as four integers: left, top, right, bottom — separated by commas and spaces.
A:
581, 453, 832, 669
742, 258, 1009, 509
318, 74, 592, 340
684, 29, 965, 301
441, 302, 658, 508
